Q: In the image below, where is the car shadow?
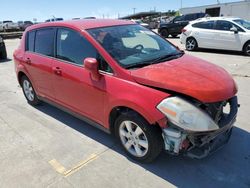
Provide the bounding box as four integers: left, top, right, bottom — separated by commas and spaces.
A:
0, 58, 12, 63
194, 48, 246, 56
35, 103, 250, 188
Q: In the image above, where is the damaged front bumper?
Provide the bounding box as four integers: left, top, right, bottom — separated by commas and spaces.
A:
162, 96, 238, 159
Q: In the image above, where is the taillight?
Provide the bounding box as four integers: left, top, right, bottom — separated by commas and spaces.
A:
182, 28, 187, 33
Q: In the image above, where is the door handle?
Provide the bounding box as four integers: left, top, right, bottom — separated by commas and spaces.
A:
52, 67, 62, 76
25, 58, 31, 65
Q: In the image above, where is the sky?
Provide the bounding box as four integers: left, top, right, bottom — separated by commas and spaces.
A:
1, 0, 240, 22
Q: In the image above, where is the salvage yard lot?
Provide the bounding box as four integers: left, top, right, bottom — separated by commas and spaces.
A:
0, 38, 249, 188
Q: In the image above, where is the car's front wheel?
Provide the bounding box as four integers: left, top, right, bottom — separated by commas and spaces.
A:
186, 37, 198, 51
243, 41, 250, 56
115, 111, 163, 163
21, 75, 40, 106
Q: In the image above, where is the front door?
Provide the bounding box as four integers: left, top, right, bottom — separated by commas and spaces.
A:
52, 28, 106, 124
213, 20, 242, 51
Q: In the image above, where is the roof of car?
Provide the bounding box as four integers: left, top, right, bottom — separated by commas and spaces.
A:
193, 17, 241, 23
27, 19, 135, 31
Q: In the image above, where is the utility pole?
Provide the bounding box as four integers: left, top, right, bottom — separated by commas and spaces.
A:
181, 0, 183, 9
133, 8, 136, 15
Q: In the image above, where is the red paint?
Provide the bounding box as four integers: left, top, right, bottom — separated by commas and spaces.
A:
131, 54, 237, 103
14, 19, 237, 131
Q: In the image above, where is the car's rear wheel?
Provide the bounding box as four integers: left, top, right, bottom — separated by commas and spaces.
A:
115, 111, 163, 163
0, 45, 7, 60
243, 41, 250, 56
21, 75, 40, 106
160, 29, 169, 38
186, 37, 198, 51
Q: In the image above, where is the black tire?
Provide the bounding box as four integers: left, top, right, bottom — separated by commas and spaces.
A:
0, 45, 7, 59
114, 111, 163, 163
160, 29, 169, 38
186, 37, 198, 51
21, 75, 41, 106
243, 41, 250, 56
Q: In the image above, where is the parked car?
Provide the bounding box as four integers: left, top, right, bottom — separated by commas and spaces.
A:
45, 18, 63, 22
18, 21, 33, 31
131, 19, 149, 29
158, 13, 208, 38
0, 36, 7, 59
180, 17, 250, 56
14, 19, 238, 162
1, 21, 19, 32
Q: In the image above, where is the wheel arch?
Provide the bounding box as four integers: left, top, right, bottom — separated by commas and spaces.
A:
108, 106, 163, 136
242, 40, 250, 51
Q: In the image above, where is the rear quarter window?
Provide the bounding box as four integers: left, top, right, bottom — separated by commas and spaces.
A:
26, 31, 35, 52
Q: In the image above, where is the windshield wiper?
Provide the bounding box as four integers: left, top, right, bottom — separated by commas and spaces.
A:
152, 51, 184, 64
125, 51, 184, 69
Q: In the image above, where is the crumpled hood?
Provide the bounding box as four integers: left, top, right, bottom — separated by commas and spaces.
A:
130, 54, 237, 103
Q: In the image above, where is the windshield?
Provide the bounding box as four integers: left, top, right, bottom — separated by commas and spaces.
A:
88, 24, 180, 69
233, 19, 250, 30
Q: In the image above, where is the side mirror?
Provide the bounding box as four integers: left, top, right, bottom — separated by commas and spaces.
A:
230, 26, 238, 34
84, 58, 101, 81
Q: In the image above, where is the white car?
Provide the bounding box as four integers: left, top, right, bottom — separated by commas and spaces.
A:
0, 21, 19, 32
180, 17, 250, 56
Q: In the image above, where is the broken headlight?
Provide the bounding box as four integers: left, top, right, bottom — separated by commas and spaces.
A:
157, 97, 219, 132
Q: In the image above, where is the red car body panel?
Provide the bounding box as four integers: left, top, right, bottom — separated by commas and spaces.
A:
13, 19, 237, 131
131, 54, 237, 103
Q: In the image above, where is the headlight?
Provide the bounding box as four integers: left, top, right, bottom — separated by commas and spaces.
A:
157, 97, 219, 132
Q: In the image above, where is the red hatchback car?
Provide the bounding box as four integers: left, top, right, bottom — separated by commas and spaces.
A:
14, 19, 238, 162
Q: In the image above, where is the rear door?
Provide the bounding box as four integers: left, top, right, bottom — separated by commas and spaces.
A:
24, 28, 55, 99
192, 20, 217, 48
51, 27, 108, 124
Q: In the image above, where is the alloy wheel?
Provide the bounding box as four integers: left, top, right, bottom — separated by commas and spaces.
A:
119, 120, 149, 157
246, 44, 250, 55
186, 38, 196, 51
23, 80, 35, 101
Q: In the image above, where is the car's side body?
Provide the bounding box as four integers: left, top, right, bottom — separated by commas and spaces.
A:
13, 20, 168, 130
180, 17, 250, 54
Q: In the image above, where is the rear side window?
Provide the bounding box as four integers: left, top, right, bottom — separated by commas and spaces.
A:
192, 21, 215, 29
56, 28, 97, 66
26, 31, 35, 52
35, 28, 55, 56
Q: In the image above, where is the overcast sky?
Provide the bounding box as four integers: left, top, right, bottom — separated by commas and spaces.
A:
1, 0, 239, 22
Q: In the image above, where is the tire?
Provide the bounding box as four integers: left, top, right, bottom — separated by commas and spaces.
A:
21, 75, 41, 106
243, 41, 250, 56
0, 45, 7, 59
186, 37, 198, 51
160, 29, 169, 38
114, 111, 163, 163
